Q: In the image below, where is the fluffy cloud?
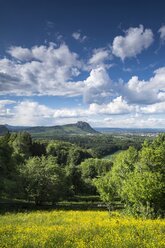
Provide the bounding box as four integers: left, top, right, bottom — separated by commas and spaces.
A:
112, 25, 154, 60
123, 67, 165, 104
158, 25, 165, 43
12, 101, 54, 126
2, 65, 164, 126
0, 44, 113, 101
0, 100, 89, 126
53, 108, 87, 118
72, 31, 87, 42
140, 102, 165, 114
12, 101, 88, 126
88, 48, 111, 68
84, 65, 165, 107
8, 46, 33, 61
83, 67, 113, 103
1, 39, 162, 106
0, 36, 165, 128
89, 96, 135, 115
0, 43, 84, 96
0, 98, 165, 128
103, 115, 165, 128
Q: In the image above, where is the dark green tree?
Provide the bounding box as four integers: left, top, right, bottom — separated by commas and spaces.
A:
67, 147, 92, 166
20, 156, 67, 205
80, 158, 112, 194
0, 135, 17, 197
46, 141, 71, 166
9, 132, 32, 164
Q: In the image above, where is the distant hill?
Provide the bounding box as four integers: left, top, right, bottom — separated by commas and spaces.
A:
0, 125, 9, 135
5, 121, 98, 137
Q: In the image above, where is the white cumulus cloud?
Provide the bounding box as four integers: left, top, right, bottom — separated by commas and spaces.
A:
112, 25, 154, 60
0, 100, 89, 126
83, 66, 113, 103
0, 98, 165, 128
123, 67, 165, 104
0, 43, 84, 96
89, 96, 135, 115
88, 48, 111, 68
140, 102, 165, 114
8, 46, 33, 61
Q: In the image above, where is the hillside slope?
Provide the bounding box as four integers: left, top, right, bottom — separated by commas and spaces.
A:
5, 121, 98, 137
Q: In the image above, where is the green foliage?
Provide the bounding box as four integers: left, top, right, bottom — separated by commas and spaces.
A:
80, 158, 112, 179
65, 164, 83, 194
95, 135, 165, 217
94, 172, 116, 211
80, 158, 112, 195
68, 147, 92, 166
20, 156, 67, 205
1, 130, 164, 218
122, 171, 164, 217
110, 146, 138, 195
0, 135, 17, 197
46, 140, 92, 167
9, 132, 32, 163
0, 135, 13, 175
46, 141, 72, 166
139, 134, 165, 174
55, 133, 145, 158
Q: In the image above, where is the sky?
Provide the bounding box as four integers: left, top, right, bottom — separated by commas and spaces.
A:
0, 0, 165, 128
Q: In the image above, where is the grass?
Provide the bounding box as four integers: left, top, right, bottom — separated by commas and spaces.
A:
0, 196, 124, 214
0, 210, 164, 248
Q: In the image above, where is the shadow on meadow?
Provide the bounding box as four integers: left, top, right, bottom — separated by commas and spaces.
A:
0, 195, 118, 214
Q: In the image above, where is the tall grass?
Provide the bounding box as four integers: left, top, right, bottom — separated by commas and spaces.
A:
0, 210, 164, 247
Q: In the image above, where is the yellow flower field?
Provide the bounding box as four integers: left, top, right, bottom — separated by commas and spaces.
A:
0, 210, 164, 248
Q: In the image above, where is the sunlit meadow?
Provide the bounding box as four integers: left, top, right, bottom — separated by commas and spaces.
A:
0, 210, 164, 248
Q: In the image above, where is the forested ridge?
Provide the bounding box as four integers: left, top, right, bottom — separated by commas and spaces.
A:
4, 121, 98, 136
0, 131, 164, 217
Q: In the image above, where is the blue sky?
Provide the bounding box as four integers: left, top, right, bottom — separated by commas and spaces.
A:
0, 0, 165, 127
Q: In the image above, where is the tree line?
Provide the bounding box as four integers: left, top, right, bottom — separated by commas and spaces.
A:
0, 132, 111, 204
0, 132, 164, 217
